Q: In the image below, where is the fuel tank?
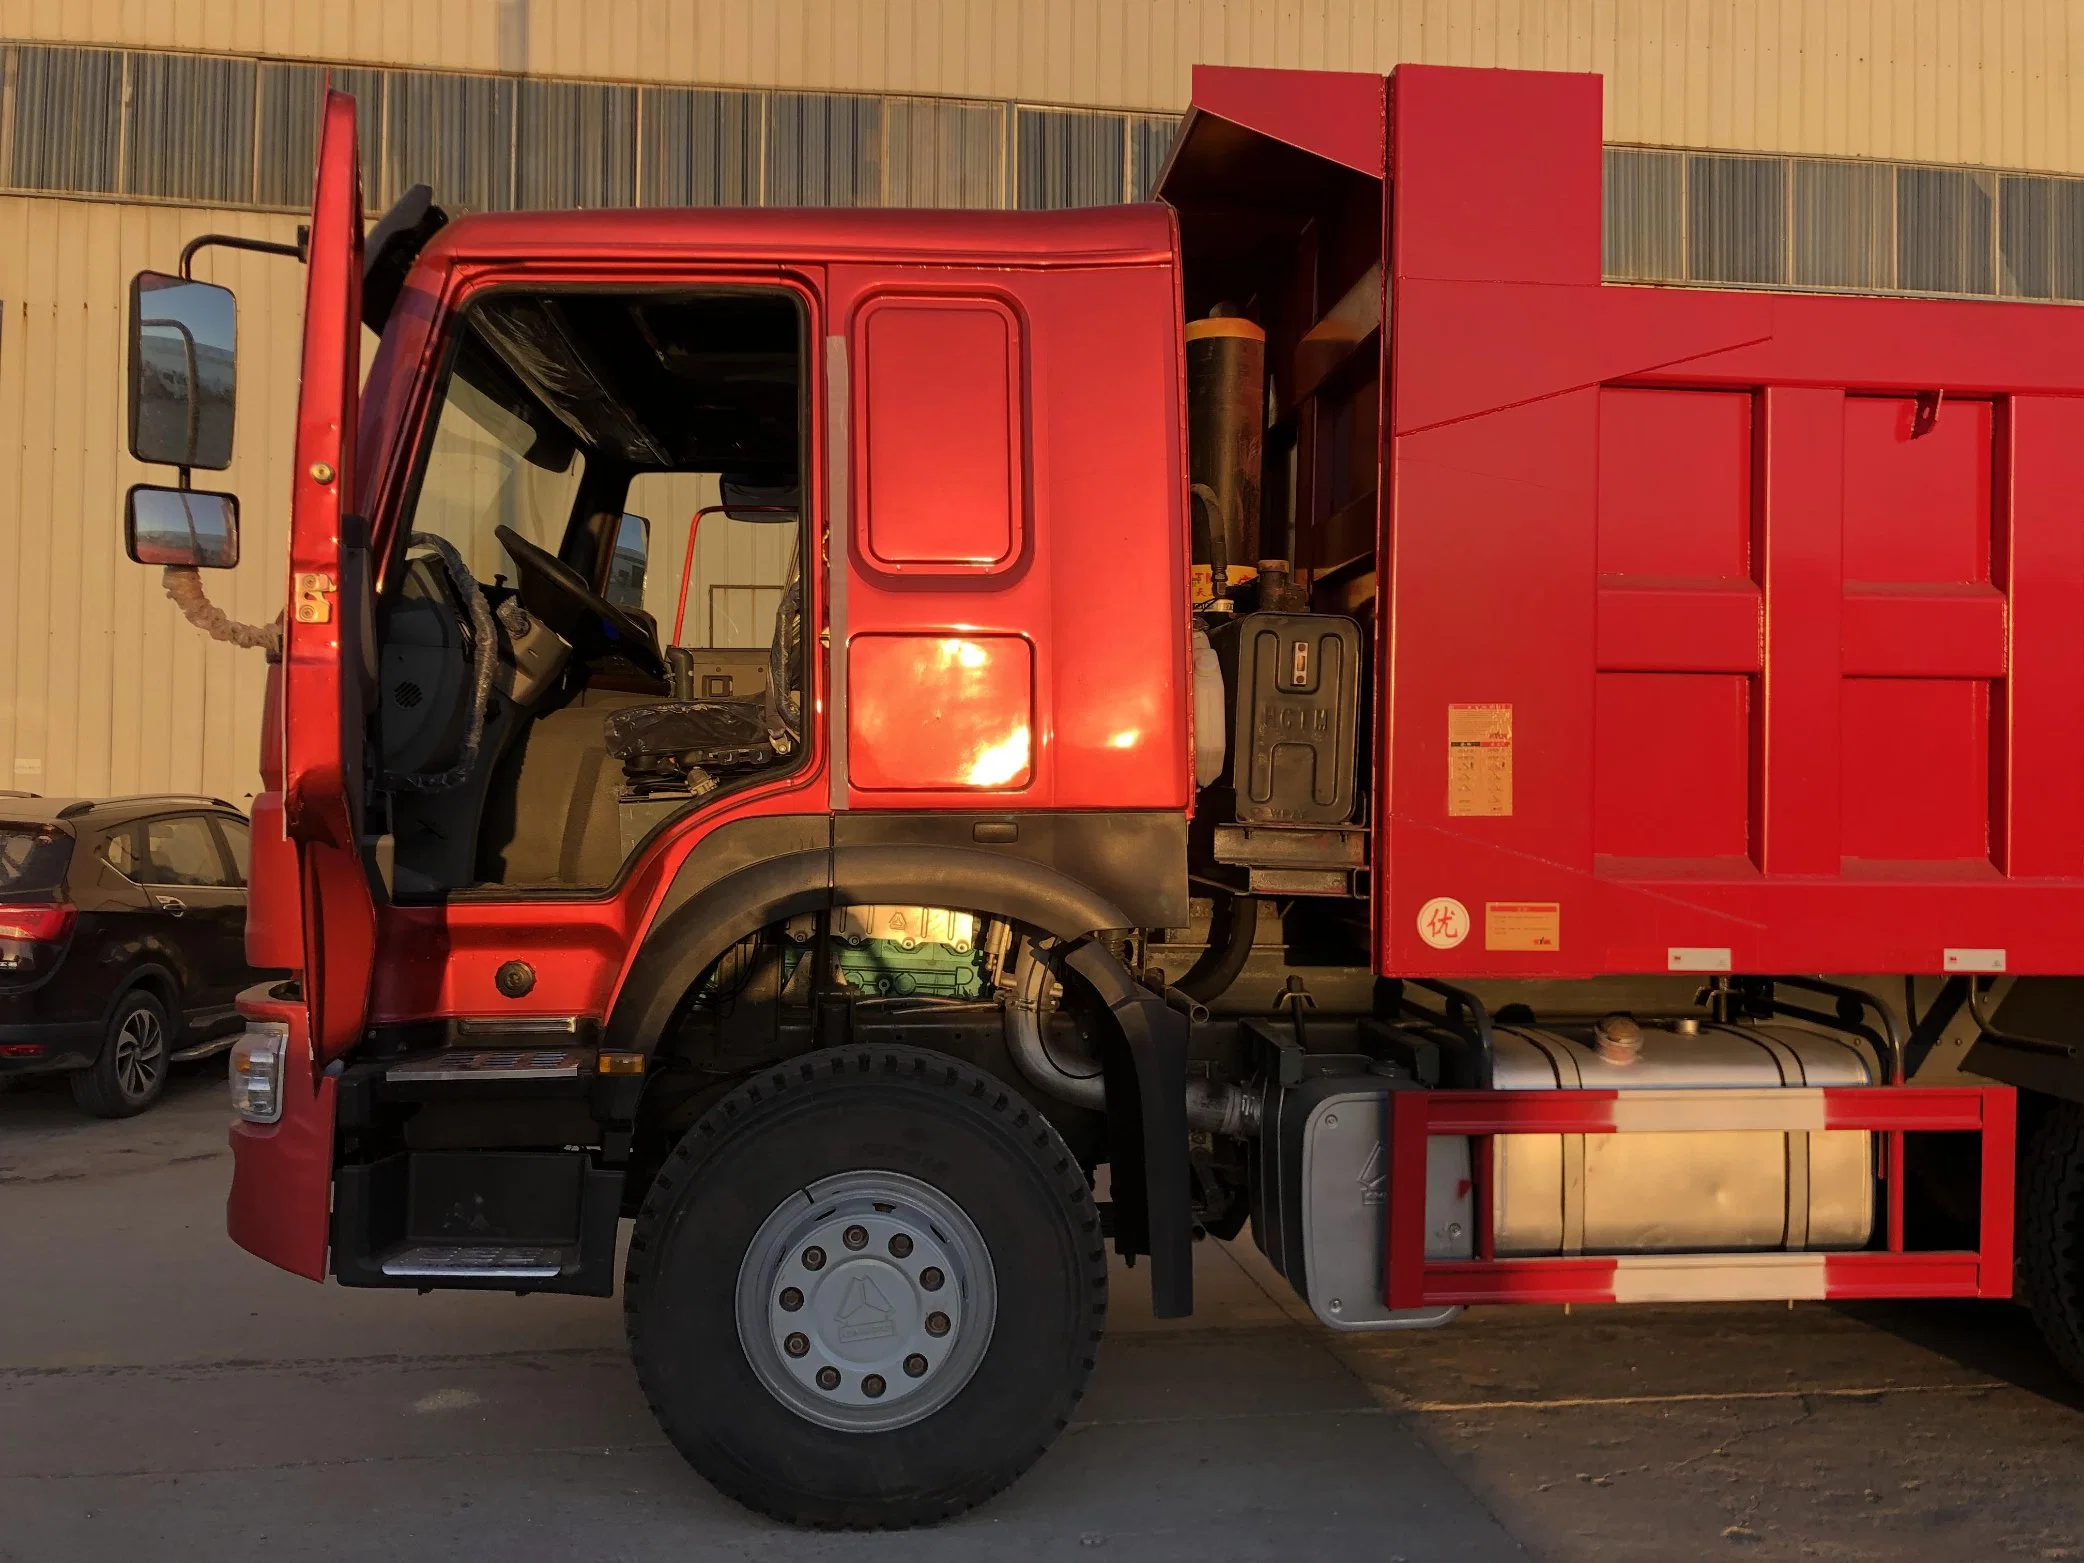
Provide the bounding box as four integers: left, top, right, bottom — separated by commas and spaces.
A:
1489, 1022, 1876, 1255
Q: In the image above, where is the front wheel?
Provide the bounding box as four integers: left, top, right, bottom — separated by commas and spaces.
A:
624, 1045, 1107, 1528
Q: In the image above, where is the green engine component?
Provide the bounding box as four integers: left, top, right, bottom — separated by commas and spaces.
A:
778, 905, 989, 1000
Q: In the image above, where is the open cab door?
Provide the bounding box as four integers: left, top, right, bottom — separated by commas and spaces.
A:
282, 89, 379, 1054
228, 89, 376, 1279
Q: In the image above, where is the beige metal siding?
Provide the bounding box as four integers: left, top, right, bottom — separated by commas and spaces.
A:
9, 1, 2084, 806
0, 195, 302, 805
11, 0, 2084, 172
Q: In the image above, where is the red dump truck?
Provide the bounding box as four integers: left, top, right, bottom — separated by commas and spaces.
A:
115, 61, 2084, 1527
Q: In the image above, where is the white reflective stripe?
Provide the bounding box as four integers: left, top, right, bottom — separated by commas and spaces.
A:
1943, 948, 2005, 973
1606, 1087, 1830, 1133
1608, 1252, 1829, 1304
825, 333, 850, 812
1667, 947, 1732, 972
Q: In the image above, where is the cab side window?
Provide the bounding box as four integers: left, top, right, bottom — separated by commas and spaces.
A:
138, 816, 236, 888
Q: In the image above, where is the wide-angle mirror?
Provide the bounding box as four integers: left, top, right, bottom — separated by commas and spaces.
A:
125, 484, 240, 569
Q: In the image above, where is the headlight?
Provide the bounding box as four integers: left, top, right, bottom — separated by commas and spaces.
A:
229, 1022, 290, 1123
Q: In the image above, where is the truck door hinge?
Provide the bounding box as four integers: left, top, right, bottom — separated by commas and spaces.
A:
294, 572, 338, 624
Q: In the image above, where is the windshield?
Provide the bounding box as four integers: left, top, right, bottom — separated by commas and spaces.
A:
0, 825, 72, 895
404, 329, 586, 585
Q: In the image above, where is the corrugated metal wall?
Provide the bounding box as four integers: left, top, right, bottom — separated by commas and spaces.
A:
13, 0, 2084, 172
0, 196, 307, 805
7, 0, 2084, 806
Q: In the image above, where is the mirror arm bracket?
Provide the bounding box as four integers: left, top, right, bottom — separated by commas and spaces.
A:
180, 228, 310, 279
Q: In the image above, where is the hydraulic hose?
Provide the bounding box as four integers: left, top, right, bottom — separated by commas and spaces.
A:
1175, 892, 1259, 1005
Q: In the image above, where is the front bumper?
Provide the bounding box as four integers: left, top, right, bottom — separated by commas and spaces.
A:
226, 983, 336, 1282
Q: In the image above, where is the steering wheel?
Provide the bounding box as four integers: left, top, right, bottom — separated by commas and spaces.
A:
494, 524, 667, 678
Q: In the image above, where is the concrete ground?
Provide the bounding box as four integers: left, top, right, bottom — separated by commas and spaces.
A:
4, 1067, 2083, 1562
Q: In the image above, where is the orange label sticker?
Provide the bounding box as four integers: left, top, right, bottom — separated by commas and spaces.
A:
1448, 703, 1512, 817
1486, 901, 1560, 952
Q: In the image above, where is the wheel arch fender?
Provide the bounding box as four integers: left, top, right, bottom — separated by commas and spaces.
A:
109, 962, 182, 1034
602, 843, 1137, 1055
602, 839, 1194, 1318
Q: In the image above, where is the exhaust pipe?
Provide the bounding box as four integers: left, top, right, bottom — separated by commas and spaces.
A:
1002, 942, 1260, 1137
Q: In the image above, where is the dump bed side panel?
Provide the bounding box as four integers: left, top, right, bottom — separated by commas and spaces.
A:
1380, 64, 2084, 979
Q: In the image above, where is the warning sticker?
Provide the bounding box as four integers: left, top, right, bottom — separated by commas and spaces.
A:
1486, 902, 1560, 952
1448, 703, 1513, 817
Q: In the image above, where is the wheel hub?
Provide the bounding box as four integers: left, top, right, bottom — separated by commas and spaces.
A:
738, 1171, 996, 1433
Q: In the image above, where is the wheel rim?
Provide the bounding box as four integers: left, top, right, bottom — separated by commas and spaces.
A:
114, 1006, 165, 1101
736, 1169, 998, 1434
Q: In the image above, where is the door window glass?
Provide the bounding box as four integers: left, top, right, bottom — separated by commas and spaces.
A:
626, 474, 799, 651
401, 326, 586, 585
99, 827, 140, 879
213, 817, 250, 886
140, 816, 234, 887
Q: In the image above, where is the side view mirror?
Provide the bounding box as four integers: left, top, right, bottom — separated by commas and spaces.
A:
605, 513, 650, 608
125, 485, 240, 569
718, 474, 801, 523
128, 271, 237, 470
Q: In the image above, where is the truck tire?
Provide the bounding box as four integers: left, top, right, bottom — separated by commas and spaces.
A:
2023, 1100, 2084, 1384
625, 1044, 1107, 1528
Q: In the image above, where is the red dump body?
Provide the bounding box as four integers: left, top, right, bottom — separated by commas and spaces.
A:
1210, 66, 2084, 981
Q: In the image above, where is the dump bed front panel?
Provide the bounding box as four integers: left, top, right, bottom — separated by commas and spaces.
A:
1380, 65, 2084, 979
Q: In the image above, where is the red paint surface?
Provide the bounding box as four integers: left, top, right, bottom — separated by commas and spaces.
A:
280, 91, 379, 1059
329, 207, 1186, 1027
1188, 65, 1384, 178
848, 634, 1035, 791
858, 296, 1022, 572
832, 251, 1189, 813
1379, 63, 2084, 977
225, 984, 335, 1281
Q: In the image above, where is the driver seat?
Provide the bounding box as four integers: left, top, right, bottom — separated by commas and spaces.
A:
603, 541, 803, 794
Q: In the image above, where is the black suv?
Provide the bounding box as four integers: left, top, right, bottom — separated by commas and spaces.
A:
0, 795, 258, 1116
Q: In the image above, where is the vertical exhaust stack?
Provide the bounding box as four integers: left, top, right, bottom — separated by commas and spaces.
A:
1185, 313, 1266, 614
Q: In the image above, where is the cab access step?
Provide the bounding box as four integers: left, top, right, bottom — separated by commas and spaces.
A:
327, 1024, 642, 1294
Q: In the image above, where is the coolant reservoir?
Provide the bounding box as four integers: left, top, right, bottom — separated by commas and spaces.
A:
1191, 627, 1227, 786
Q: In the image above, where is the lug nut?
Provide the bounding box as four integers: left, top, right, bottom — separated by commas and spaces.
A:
843, 1224, 869, 1251
802, 1246, 826, 1271
784, 1332, 809, 1358
925, 1311, 951, 1337
862, 1374, 887, 1398
888, 1232, 914, 1259
816, 1366, 840, 1390
920, 1266, 945, 1291
778, 1286, 804, 1312
904, 1353, 929, 1378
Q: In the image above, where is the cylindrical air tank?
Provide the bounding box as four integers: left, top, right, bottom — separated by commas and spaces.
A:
1185, 314, 1265, 611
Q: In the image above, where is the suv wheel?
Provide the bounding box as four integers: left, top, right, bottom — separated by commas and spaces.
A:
625, 1045, 1107, 1528
71, 988, 172, 1118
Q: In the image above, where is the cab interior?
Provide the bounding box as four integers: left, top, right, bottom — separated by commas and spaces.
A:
373, 286, 809, 898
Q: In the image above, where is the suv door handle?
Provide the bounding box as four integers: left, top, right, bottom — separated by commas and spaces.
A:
154, 896, 186, 917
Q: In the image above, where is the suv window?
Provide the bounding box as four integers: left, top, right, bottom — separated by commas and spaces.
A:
99, 826, 140, 879
213, 817, 250, 886
0, 824, 71, 893
139, 816, 234, 888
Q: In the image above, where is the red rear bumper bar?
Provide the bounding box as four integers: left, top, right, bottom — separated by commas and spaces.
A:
1384, 1085, 2016, 1309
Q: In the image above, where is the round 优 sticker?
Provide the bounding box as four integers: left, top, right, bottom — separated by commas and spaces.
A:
1416, 896, 1470, 950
